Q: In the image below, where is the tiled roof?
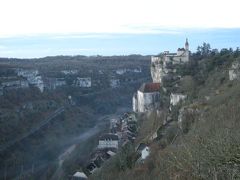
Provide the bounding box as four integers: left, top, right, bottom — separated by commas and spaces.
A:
139, 83, 160, 93
137, 143, 148, 151
99, 133, 119, 141
178, 48, 185, 51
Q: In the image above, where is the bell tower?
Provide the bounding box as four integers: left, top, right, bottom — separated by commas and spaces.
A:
185, 38, 189, 51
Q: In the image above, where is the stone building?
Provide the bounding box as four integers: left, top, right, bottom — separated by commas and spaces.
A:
44, 78, 66, 90
151, 39, 190, 83
1, 80, 29, 90
17, 69, 44, 92
133, 40, 190, 113
74, 77, 91, 87
133, 83, 160, 113
98, 133, 119, 149
136, 143, 150, 161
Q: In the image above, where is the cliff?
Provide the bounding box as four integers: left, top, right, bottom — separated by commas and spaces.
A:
90, 46, 240, 180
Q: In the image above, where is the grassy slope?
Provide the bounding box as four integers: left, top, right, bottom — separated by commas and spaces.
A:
91, 51, 240, 180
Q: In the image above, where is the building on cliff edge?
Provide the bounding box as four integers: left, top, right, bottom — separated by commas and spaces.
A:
151, 39, 190, 83
133, 39, 190, 113
133, 82, 160, 113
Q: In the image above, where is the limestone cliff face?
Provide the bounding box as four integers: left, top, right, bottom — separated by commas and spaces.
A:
134, 40, 190, 113
170, 93, 187, 106
151, 40, 189, 83
151, 56, 170, 83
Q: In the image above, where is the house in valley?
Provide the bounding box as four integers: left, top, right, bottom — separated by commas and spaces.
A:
136, 143, 150, 161
98, 133, 119, 149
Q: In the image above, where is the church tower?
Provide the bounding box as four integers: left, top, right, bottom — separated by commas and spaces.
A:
185, 38, 189, 51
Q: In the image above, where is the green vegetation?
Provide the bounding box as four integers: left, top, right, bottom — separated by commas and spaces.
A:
90, 45, 240, 180
0, 55, 150, 179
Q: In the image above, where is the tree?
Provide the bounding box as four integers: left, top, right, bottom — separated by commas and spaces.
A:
197, 42, 211, 57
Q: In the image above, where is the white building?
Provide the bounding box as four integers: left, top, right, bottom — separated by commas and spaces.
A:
1, 80, 29, 89
98, 133, 119, 149
44, 78, 66, 90
72, 171, 87, 180
116, 69, 127, 75
17, 69, 44, 92
136, 143, 150, 161
74, 77, 91, 87
116, 68, 142, 75
133, 83, 161, 113
28, 75, 44, 92
61, 70, 78, 75
17, 69, 39, 78
132, 68, 142, 73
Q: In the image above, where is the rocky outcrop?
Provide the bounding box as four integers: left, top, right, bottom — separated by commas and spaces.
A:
133, 40, 190, 113
151, 56, 171, 83
170, 93, 187, 106
229, 61, 240, 81
178, 104, 202, 132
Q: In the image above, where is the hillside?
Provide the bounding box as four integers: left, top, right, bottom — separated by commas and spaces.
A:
90, 47, 240, 180
0, 55, 151, 179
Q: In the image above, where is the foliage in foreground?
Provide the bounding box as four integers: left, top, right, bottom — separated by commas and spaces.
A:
91, 46, 240, 180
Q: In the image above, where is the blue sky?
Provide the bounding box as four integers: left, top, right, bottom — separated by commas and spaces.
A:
0, 28, 239, 58
0, 0, 240, 58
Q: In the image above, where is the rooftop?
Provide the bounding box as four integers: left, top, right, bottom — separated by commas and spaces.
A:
139, 83, 160, 93
99, 133, 119, 141
73, 171, 87, 178
137, 143, 148, 151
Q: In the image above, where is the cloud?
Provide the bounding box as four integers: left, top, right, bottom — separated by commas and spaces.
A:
0, 45, 6, 49
49, 34, 116, 40
0, 0, 240, 38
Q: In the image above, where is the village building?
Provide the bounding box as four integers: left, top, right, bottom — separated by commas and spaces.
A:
98, 133, 119, 149
74, 77, 91, 87
72, 171, 88, 180
27, 75, 44, 92
116, 69, 127, 75
106, 150, 116, 157
16, 69, 44, 92
17, 69, 39, 78
116, 68, 142, 75
151, 39, 190, 83
132, 68, 142, 73
1, 80, 29, 90
61, 69, 78, 75
44, 78, 66, 90
133, 82, 161, 113
136, 143, 150, 161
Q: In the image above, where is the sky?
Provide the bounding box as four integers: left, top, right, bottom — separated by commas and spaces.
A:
0, 0, 240, 58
